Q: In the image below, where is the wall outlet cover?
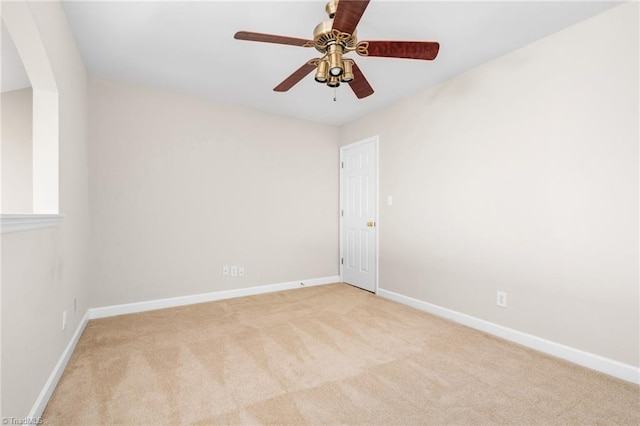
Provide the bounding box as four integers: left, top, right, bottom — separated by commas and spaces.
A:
497, 291, 507, 308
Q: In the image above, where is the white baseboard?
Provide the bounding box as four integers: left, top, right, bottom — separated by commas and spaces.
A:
29, 311, 89, 419
377, 288, 640, 385
88, 275, 340, 320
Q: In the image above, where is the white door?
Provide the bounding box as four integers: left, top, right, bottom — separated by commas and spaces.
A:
340, 137, 377, 292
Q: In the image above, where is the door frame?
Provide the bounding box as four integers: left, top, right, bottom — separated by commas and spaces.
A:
339, 135, 380, 294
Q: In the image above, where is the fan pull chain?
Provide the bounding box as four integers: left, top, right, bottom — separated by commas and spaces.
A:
333, 87, 337, 102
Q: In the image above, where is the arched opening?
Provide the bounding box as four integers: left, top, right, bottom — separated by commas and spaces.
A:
2, 21, 33, 213
1, 1, 60, 231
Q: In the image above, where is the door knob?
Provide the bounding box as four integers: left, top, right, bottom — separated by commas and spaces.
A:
366, 221, 376, 227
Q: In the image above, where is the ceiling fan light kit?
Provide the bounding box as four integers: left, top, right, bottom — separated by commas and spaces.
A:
342, 60, 354, 83
327, 44, 344, 77
234, 0, 440, 99
314, 60, 329, 83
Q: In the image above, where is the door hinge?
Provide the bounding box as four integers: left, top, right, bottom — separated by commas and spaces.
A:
341, 258, 344, 265
341, 210, 344, 217
341, 161, 344, 169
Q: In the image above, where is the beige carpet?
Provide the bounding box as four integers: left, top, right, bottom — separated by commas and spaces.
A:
44, 283, 639, 425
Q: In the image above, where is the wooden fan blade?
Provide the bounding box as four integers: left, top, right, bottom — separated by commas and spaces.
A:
332, 0, 370, 35
358, 40, 440, 60
348, 62, 374, 99
234, 31, 313, 47
274, 61, 317, 92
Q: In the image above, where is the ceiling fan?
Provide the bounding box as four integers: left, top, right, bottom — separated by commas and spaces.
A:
234, 0, 440, 99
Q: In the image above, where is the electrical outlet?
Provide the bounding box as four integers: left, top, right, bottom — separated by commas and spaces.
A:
497, 291, 507, 308
238, 266, 245, 277
222, 266, 230, 276
62, 311, 68, 330
230, 266, 238, 277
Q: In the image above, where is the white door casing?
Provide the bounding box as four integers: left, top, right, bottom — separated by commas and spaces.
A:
340, 136, 378, 292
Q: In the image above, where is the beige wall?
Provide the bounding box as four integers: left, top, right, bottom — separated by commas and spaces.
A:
341, 3, 639, 366
88, 78, 339, 308
1, 88, 33, 213
1, 1, 90, 418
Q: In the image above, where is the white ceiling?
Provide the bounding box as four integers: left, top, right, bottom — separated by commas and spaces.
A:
61, 1, 619, 126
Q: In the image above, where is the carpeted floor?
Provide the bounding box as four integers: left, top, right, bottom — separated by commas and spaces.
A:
43, 283, 639, 425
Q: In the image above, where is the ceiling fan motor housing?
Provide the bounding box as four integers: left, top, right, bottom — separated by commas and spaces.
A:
312, 19, 357, 54
313, 1, 357, 84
